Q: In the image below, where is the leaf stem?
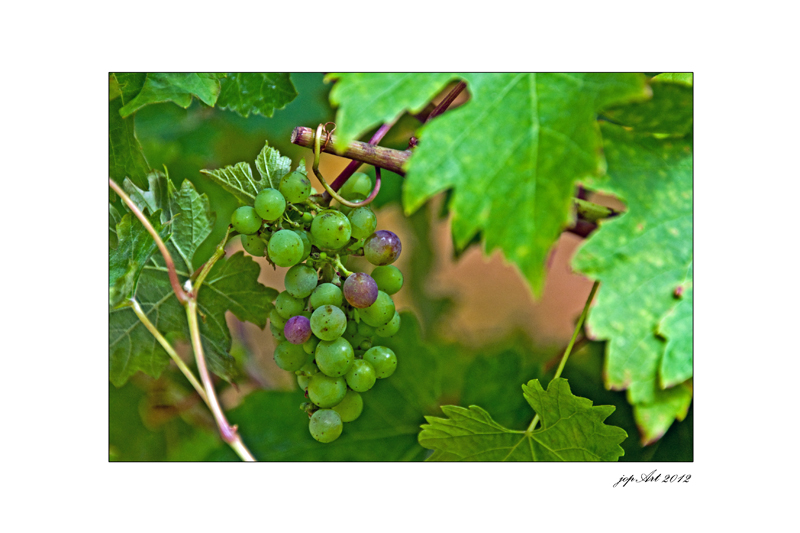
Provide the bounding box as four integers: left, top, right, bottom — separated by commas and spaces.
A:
333, 255, 353, 277
129, 298, 209, 405
192, 225, 233, 294
109, 178, 189, 304
185, 295, 256, 461
526, 281, 600, 433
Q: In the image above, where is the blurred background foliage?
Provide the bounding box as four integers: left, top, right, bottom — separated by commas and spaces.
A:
109, 73, 692, 462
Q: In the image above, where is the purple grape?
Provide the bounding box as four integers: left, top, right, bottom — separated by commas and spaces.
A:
343, 272, 379, 308
364, 230, 402, 266
284, 315, 312, 345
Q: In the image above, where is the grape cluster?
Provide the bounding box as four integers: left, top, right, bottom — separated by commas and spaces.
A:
232, 171, 404, 443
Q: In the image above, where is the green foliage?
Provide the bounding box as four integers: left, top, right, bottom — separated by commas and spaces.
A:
328, 73, 649, 294
118, 73, 224, 118
572, 123, 693, 443
602, 76, 693, 134
217, 73, 298, 118
109, 75, 151, 189
201, 141, 292, 204
419, 378, 626, 461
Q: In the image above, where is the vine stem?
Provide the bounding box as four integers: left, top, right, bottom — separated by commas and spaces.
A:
109, 178, 189, 304
526, 280, 600, 434
311, 124, 381, 208
129, 298, 209, 406
186, 296, 256, 462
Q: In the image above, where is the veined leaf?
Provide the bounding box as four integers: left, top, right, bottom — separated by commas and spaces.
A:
167, 180, 215, 274
118, 73, 223, 118
217, 73, 298, 118
328, 73, 649, 295
418, 378, 626, 461
202, 141, 292, 204
633, 381, 693, 445
108, 210, 168, 308
109, 75, 150, 189
572, 123, 693, 441
254, 140, 293, 190
602, 75, 693, 135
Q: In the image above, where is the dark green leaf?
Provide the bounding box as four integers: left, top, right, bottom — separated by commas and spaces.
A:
418, 378, 626, 461
633, 382, 693, 445
167, 180, 216, 274
109, 204, 121, 249
572, 123, 693, 440
602, 77, 693, 134
119, 73, 223, 118
109, 85, 150, 189
108, 210, 168, 308
217, 73, 298, 118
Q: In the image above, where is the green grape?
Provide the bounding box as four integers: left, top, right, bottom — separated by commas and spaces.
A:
356, 321, 375, 337
376, 311, 401, 337
231, 206, 262, 235
284, 264, 318, 298
242, 234, 267, 256
303, 335, 321, 355
268, 229, 304, 267
298, 361, 319, 377
293, 229, 312, 261
358, 291, 396, 327
309, 283, 344, 310
310, 305, 347, 341
359, 338, 373, 351
297, 374, 310, 390
311, 209, 352, 249
315, 337, 354, 377
309, 409, 343, 443
280, 171, 312, 204
307, 374, 347, 408
370, 265, 403, 295
364, 230, 402, 266
339, 172, 373, 198
336, 194, 365, 217
347, 207, 377, 240
269, 307, 287, 329
363, 346, 397, 378
275, 291, 305, 320
301, 212, 313, 224
345, 359, 377, 392
345, 320, 358, 336
274, 341, 310, 372
332, 389, 363, 422
254, 188, 286, 222
269, 322, 285, 341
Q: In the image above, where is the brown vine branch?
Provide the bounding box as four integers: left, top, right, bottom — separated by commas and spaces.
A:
425, 81, 467, 123
109, 178, 189, 304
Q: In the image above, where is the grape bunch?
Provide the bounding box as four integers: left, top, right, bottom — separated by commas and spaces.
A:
231, 171, 405, 443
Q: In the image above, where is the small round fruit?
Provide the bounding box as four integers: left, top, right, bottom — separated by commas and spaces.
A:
315, 337, 354, 377
358, 291, 396, 327
311, 209, 352, 250
307, 374, 348, 408
241, 234, 267, 256
231, 206, 262, 235
279, 171, 312, 204
376, 311, 401, 337
332, 389, 363, 422
284, 264, 318, 298
274, 291, 305, 320
254, 188, 286, 222
363, 345, 397, 378
310, 305, 348, 341
309, 283, 343, 310
284, 315, 312, 345
340, 172, 373, 199
370, 265, 403, 295
345, 359, 377, 392
348, 207, 377, 240
268, 229, 304, 267
343, 272, 379, 308
364, 230, 402, 266
273, 341, 309, 372
309, 409, 343, 443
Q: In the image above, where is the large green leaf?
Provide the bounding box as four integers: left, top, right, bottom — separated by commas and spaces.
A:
572, 123, 693, 440
328, 73, 649, 294
204, 313, 442, 460
200, 141, 292, 204
166, 180, 216, 274
217, 73, 298, 118
602, 75, 693, 134
109, 75, 150, 189
419, 378, 626, 461
118, 73, 223, 118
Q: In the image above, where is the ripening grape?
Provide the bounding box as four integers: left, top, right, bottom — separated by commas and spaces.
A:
307, 373, 347, 408
332, 389, 363, 422
364, 230, 402, 266
309, 409, 343, 443
358, 290, 396, 327
284, 264, 318, 298
254, 188, 286, 222
310, 305, 348, 341
343, 272, 379, 308
309, 283, 343, 310
280, 171, 312, 204
370, 265, 403, 295
345, 359, 377, 392
268, 229, 304, 267
242, 234, 267, 256
348, 207, 377, 240
293, 229, 312, 261
275, 291, 305, 319
311, 209, 351, 249
339, 172, 373, 199
363, 345, 397, 378
315, 337, 354, 377
376, 311, 401, 337
284, 315, 312, 345
231, 206, 262, 235
303, 336, 320, 355
274, 341, 310, 372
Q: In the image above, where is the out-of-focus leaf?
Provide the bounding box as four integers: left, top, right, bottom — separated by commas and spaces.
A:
119, 73, 223, 118
217, 73, 298, 118
602, 76, 693, 134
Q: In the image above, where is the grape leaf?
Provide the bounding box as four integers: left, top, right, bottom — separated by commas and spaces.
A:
633, 381, 692, 445
108, 209, 168, 308
602, 76, 693, 135
109, 252, 275, 386
118, 73, 224, 118
201, 141, 292, 204
166, 180, 216, 274
328, 73, 649, 294
572, 123, 692, 440
658, 264, 693, 388
326, 73, 456, 152
653, 72, 693, 86
419, 378, 626, 461
204, 313, 442, 461
109, 204, 122, 249
109, 75, 150, 189
217, 73, 298, 118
